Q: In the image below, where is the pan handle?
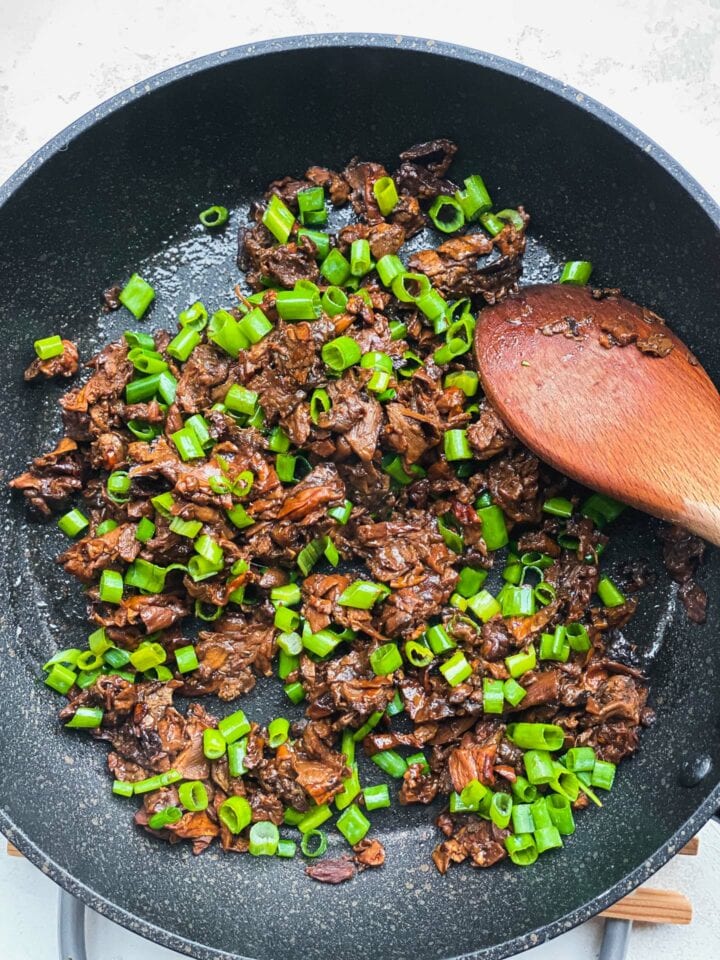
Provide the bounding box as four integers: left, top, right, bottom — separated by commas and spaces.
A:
58, 889, 88, 960
54, 873, 633, 960
598, 918, 632, 960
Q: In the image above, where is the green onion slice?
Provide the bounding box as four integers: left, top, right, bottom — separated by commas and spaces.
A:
371, 750, 407, 778
65, 706, 104, 729
337, 580, 389, 610
559, 260, 592, 285
199, 205, 229, 228
336, 802, 370, 845
148, 806, 183, 831
440, 650, 472, 687
268, 717, 290, 748
119, 274, 155, 320
321, 285, 348, 316
320, 248, 351, 286
218, 796, 252, 834
429, 195, 465, 233
321, 335, 361, 371
178, 780, 209, 811
262, 194, 295, 243
178, 301, 208, 330
372, 176, 399, 216
248, 820, 280, 856
369, 642, 402, 676
455, 175, 492, 220
58, 509, 89, 538
404, 640, 434, 667
391, 272, 431, 303
300, 828, 328, 858
34, 335, 64, 359
507, 723, 565, 751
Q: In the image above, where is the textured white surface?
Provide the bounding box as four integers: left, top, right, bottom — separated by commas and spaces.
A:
1, 2, 719, 958
1, 0, 719, 200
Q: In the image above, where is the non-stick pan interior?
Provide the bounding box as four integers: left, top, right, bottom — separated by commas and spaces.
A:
0, 37, 719, 960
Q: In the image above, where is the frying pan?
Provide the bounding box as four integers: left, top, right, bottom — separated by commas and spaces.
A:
0, 34, 719, 960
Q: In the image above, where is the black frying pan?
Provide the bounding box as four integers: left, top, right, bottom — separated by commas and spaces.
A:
1, 35, 719, 960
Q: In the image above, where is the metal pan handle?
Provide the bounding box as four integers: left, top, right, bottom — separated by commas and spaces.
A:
599, 918, 632, 960
58, 889, 88, 960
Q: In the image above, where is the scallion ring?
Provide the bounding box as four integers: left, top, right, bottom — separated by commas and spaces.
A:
199, 205, 229, 228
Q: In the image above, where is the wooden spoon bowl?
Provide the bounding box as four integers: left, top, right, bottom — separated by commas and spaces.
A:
474, 284, 720, 545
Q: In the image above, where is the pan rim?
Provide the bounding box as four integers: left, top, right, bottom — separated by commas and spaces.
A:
1, 32, 719, 960
1, 32, 719, 225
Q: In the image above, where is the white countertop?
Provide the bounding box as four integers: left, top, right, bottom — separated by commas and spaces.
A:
1, 2, 719, 958
1, 0, 719, 199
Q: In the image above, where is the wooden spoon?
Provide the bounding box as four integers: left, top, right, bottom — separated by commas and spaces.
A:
473, 283, 720, 545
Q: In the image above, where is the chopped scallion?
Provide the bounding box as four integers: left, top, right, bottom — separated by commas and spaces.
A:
119, 274, 155, 319
372, 176, 399, 216
322, 335, 361, 371
559, 260, 592, 285
199, 205, 229, 228
34, 335, 64, 360
262, 194, 295, 243
58, 509, 89, 538
429, 195, 465, 233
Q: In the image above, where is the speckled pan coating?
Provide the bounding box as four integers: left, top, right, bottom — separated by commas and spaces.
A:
0, 33, 719, 960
